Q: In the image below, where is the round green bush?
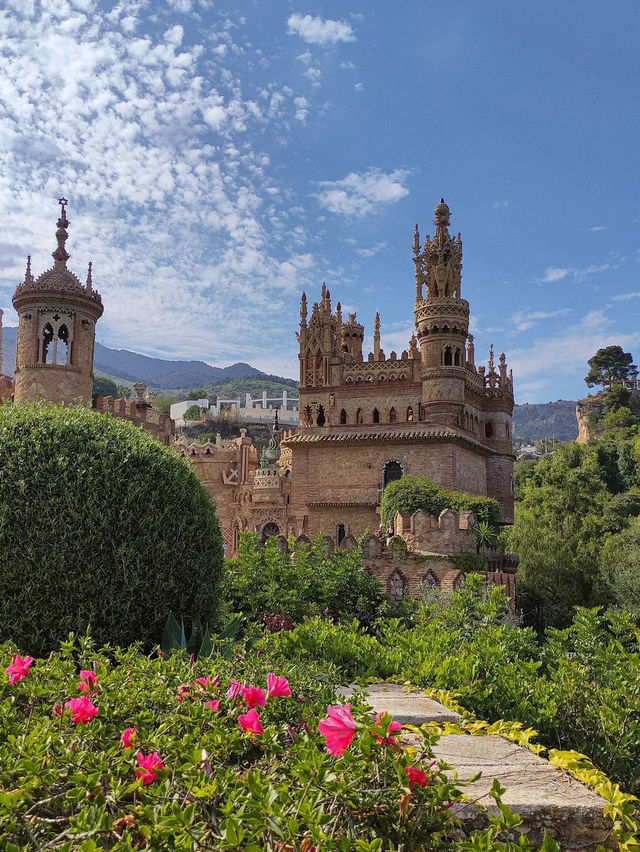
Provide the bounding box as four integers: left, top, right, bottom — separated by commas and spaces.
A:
0, 404, 224, 654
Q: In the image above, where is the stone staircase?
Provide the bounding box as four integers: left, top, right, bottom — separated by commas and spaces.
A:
339, 683, 613, 850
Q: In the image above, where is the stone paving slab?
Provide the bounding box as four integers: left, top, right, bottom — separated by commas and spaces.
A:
338, 682, 461, 725
431, 734, 611, 849
339, 684, 613, 849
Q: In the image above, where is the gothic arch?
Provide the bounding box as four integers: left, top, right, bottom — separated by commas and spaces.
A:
387, 569, 407, 605
373, 407, 380, 423
389, 406, 397, 423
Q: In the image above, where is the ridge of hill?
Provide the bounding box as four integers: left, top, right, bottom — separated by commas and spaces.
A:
0, 326, 295, 391
513, 399, 578, 442
1, 326, 579, 440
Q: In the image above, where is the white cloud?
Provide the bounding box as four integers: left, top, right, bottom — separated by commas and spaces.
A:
541, 267, 570, 283
612, 291, 640, 301
590, 225, 608, 232
317, 168, 410, 217
355, 242, 388, 258
508, 310, 640, 384
354, 82, 363, 91
287, 13, 356, 45
340, 60, 355, 69
492, 200, 509, 209
0, 2, 322, 372
509, 307, 572, 332
305, 67, 321, 87
296, 50, 312, 65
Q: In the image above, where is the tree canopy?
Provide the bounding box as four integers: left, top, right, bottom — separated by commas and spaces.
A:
585, 346, 638, 389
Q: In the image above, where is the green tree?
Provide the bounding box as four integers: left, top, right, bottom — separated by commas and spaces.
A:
380, 475, 501, 527
0, 404, 224, 654
116, 382, 134, 399
184, 404, 205, 420
92, 375, 119, 396
585, 345, 638, 389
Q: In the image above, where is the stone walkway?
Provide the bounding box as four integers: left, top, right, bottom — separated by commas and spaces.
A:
339, 683, 612, 850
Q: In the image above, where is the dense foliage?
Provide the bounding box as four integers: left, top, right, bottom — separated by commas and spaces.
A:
509, 418, 640, 629
0, 633, 564, 850
380, 475, 501, 528
266, 578, 640, 795
0, 404, 224, 655
224, 534, 386, 629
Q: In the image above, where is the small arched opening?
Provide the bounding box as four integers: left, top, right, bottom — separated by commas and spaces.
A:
485, 421, 494, 438
454, 347, 461, 366
406, 406, 413, 422
372, 408, 380, 424
261, 522, 280, 540
383, 460, 403, 490
444, 346, 452, 366
389, 407, 397, 423
422, 571, 438, 589
340, 408, 347, 424
336, 523, 346, 546
316, 404, 326, 427
388, 570, 407, 605
356, 408, 364, 424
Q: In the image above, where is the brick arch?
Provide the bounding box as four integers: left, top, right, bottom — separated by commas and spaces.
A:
387, 569, 407, 605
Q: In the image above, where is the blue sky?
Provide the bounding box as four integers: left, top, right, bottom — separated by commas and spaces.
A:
1, 0, 639, 402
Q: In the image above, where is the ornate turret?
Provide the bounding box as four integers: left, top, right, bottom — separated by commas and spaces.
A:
413, 200, 470, 423
12, 199, 104, 404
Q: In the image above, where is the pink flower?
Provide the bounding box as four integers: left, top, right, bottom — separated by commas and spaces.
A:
135, 751, 164, 785
226, 679, 242, 700
204, 700, 220, 711
196, 675, 220, 690
374, 712, 403, 745
176, 683, 191, 703
5, 654, 34, 685
318, 704, 357, 755
241, 685, 266, 709
79, 669, 98, 685
65, 696, 99, 725
52, 702, 63, 718
405, 766, 427, 789
267, 673, 291, 698
121, 727, 138, 749
238, 707, 263, 735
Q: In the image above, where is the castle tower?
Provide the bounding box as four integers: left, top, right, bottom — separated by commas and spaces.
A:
12, 199, 104, 404
413, 199, 469, 424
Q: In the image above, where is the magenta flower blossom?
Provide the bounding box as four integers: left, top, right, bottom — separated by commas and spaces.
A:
226, 679, 242, 700
195, 675, 220, 690
267, 673, 291, 698
65, 696, 99, 725
241, 685, 266, 709
373, 712, 403, 745
238, 707, 263, 735
135, 751, 164, 785
318, 704, 357, 755
5, 654, 34, 685
121, 727, 138, 748
78, 670, 99, 693
204, 699, 220, 711
405, 766, 428, 789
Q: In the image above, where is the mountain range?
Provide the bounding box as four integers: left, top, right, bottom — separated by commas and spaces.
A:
0, 325, 578, 440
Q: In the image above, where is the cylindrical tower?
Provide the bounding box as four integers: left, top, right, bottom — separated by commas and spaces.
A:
12, 199, 103, 405
413, 200, 469, 423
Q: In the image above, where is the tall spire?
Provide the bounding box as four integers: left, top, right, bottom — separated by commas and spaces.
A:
24, 255, 33, 286
373, 311, 381, 361
300, 292, 307, 325
86, 261, 93, 290
433, 197, 450, 244
52, 197, 70, 269
413, 223, 420, 256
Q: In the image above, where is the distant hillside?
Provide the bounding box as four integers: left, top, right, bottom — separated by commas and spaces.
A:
513, 400, 578, 443
1, 327, 295, 390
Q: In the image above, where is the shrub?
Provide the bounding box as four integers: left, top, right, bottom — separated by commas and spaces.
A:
224, 534, 385, 629
380, 475, 501, 527
0, 404, 224, 654
0, 635, 545, 849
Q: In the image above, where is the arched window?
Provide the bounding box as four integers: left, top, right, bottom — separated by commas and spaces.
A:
41, 323, 54, 364
444, 346, 452, 366
304, 406, 312, 427
406, 406, 413, 422
485, 421, 494, 438
422, 571, 438, 588
454, 347, 460, 366
340, 408, 347, 424
356, 408, 364, 424
261, 522, 280, 540
373, 408, 380, 423
337, 523, 346, 545
388, 570, 407, 605
389, 407, 397, 423
453, 573, 465, 590
316, 404, 326, 427
383, 460, 403, 489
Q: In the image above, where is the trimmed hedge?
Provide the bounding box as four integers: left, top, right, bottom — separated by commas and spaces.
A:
0, 404, 223, 654
380, 474, 501, 527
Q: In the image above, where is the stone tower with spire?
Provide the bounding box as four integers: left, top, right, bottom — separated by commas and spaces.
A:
12, 199, 104, 404
284, 199, 515, 537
